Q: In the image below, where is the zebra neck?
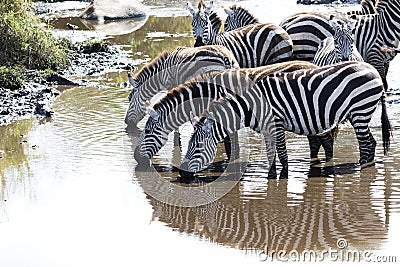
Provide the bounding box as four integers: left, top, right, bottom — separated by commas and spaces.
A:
134, 53, 172, 100
377, 9, 400, 47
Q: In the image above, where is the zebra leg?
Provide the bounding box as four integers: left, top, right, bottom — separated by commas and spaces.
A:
224, 133, 239, 160
264, 135, 277, 179
307, 136, 322, 164
275, 125, 289, 179
318, 132, 334, 162
173, 130, 182, 150
353, 124, 373, 166
367, 132, 377, 163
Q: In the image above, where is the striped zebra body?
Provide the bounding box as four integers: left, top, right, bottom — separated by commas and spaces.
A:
188, 1, 294, 67
134, 61, 318, 163
124, 45, 238, 128
224, 4, 259, 32
280, 0, 400, 90
347, 0, 377, 16
180, 62, 390, 178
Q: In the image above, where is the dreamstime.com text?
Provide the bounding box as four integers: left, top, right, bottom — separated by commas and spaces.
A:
258, 238, 397, 263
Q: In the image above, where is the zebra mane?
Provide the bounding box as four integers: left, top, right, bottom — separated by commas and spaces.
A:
134, 50, 172, 81
209, 11, 223, 32
198, 0, 205, 10
228, 4, 259, 23
152, 71, 220, 111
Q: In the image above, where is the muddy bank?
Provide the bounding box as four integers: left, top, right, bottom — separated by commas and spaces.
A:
0, 41, 136, 126
0, 86, 59, 126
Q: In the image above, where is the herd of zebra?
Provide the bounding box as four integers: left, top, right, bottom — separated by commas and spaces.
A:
126, 0, 399, 180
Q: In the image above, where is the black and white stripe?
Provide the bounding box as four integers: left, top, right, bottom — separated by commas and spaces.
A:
347, 0, 377, 16
134, 61, 318, 162
223, 4, 259, 32
280, 0, 400, 90
124, 45, 238, 128
187, 1, 294, 67
148, 179, 387, 252
181, 62, 390, 178
313, 18, 363, 66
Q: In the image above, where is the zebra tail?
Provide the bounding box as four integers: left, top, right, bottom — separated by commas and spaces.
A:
381, 95, 392, 155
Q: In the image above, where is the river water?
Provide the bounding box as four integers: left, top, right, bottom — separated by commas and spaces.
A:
1, 1, 400, 266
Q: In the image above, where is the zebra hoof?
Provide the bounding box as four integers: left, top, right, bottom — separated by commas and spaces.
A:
178, 170, 197, 184
360, 160, 375, 169
279, 168, 289, 179
267, 171, 277, 179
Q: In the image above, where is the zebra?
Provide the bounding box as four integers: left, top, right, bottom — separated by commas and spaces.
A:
187, 0, 221, 47
124, 45, 239, 129
313, 17, 363, 66
187, 0, 294, 67
280, 0, 400, 90
223, 4, 259, 32
133, 61, 319, 165
179, 62, 391, 179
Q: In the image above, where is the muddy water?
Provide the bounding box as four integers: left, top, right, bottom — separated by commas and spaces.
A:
1, 2, 400, 266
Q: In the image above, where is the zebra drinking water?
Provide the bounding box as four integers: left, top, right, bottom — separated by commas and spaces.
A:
187, 0, 294, 67
180, 62, 391, 179
280, 0, 400, 90
133, 61, 319, 165
124, 45, 239, 129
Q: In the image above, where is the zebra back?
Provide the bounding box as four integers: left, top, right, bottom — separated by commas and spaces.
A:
213, 23, 294, 68
347, 0, 377, 16
224, 4, 259, 32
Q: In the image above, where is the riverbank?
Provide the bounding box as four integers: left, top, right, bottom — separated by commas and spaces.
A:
0, 40, 135, 126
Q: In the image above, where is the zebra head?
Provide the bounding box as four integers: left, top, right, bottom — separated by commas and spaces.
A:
187, 0, 214, 47
224, 5, 257, 32
134, 106, 169, 163
329, 18, 357, 61
180, 111, 219, 173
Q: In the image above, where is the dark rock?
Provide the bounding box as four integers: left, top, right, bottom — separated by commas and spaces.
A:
47, 73, 80, 86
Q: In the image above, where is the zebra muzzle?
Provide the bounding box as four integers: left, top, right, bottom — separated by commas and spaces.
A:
194, 37, 205, 47
134, 145, 150, 165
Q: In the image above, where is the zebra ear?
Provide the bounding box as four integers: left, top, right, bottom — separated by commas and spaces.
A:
187, 2, 196, 16
224, 7, 234, 16
190, 111, 200, 125
148, 108, 160, 121
206, 112, 215, 129
328, 19, 338, 29
205, 0, 213, 15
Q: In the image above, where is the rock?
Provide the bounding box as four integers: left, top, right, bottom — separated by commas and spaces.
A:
47, 73, 80, 86
80, 0, 147, 21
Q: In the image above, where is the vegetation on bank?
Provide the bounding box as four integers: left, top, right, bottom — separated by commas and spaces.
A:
0, 0, 68, 89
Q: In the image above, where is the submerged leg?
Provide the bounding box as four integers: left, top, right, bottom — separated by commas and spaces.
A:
275, 125, 289, 179
264, 135, 277, 179
223, 132, 239, 160
307, 136, 322, 162
319, 132, 334, 162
